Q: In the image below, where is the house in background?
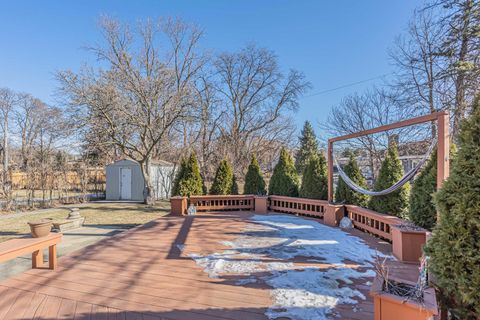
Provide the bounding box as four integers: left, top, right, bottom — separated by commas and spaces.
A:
105, 159, 175, 201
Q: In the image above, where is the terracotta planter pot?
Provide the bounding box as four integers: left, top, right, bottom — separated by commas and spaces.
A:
28, 219, 53, 238
370, 275, 438, 320
392, 225, 429, 263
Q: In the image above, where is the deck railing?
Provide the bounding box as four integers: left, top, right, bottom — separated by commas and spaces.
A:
189, 195, 255, 212
269, 195, 327, 217
175, 195, 409, 242
345, 205, 404, 241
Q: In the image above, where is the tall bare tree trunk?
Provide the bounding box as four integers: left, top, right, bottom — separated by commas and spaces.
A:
141, 157, 154, 205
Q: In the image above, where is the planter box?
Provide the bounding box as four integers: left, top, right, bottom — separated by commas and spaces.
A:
323, 204, 345, 226
370, 275, 437, 320
392, 225, 429, 263
254, 196, 268, 214
170, 197, 187, 216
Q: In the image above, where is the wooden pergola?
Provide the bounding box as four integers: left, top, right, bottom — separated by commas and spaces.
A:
327, 111, 450, 205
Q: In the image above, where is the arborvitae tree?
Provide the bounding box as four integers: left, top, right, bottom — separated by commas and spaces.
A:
171, 157, 187, 196
210, 159, 234, 195
244, 154, 266, 195
269, 148, 299, 197
368, 141, 410, 217
335, 155, 369, 207
295, 121, 319, 174
177, 152, 204, 196
300, 153, 328, 199
408, 152, 437, 230
230, 175, 239, 195
409, 145, 457, 230
425, 97, 480, 319
200, 173, 208, 195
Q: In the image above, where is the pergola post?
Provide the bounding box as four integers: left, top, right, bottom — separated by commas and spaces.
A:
327, 141, 334, 202
436, 112, 450, 190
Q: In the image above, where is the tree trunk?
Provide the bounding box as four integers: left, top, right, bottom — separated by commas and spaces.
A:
140, 157, 155, 205
3, 115, 8, 173
452, 0, 473, 139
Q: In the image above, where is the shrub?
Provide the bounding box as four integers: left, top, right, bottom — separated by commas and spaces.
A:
300, 153, 328, 199
230, 175, 239, 195
244, 154, 266, 195
368, 141, 409, 217
269, 148, 299, 197
408, 152, 437, 230
335, 155, 369, 207
171, 157, 187, 196
210, 159, 234, 195
175, 152, 204, 196
425, 97, 480, 319
295, 121, 319, 174
409, 145, 457, 230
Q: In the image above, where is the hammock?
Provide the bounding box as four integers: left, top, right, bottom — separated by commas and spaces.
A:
333, 138, 437, 196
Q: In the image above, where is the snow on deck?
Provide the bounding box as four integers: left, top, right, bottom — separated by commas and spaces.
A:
190, 214, 387, 320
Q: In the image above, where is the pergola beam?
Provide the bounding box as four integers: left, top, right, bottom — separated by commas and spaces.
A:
327, 111, 450, 205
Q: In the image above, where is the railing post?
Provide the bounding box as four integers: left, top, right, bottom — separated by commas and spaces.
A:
170, 196, 187, 216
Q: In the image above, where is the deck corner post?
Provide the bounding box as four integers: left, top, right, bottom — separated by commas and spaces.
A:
170, 196, 188, 216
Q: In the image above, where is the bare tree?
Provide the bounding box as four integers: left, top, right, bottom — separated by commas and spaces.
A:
213, 44, 310, 174
57, 17, 205, 204
13, 95, 46, 169
0, 88, 19, 207
440, 0, 480, 136
390, 9, 451, 137
322, 88, 422, 180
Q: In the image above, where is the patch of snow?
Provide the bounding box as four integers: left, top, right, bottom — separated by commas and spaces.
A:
189, 214, 388, 320
176, 244, 185, 252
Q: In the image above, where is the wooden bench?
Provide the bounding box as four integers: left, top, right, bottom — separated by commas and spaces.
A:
0, 233, 62, 270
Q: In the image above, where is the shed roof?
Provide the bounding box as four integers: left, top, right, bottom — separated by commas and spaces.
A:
107, 158, 174, 167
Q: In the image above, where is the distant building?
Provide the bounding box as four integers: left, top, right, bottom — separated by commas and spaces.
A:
105, 159, 175, 201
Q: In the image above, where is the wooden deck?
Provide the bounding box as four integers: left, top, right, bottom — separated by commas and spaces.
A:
0, 212, 418, 320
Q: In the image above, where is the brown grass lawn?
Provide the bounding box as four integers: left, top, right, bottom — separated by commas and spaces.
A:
0, 201, 171, 243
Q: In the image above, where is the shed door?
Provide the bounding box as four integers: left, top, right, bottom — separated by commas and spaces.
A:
120, 167, 132, 200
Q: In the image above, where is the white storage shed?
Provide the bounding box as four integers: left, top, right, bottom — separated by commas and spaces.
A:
105, 159, 175, 201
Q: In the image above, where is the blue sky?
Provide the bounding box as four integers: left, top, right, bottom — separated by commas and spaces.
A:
0, 1, 422, 137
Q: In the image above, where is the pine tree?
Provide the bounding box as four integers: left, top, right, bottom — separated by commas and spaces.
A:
368, 141, 410, 217
269, 148, 299, 197
230, 175, 239, 195
171, 157, 187, 196
300, 153, 328, 199
425, 97, 480, 319
244, 154, 267, 195
295, 121, 319, 174
335, 155, 369, 207
210, 159, 234, 195
176, 152, 204, 196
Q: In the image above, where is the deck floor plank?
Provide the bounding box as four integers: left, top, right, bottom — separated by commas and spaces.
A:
0, 212, 415, 320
